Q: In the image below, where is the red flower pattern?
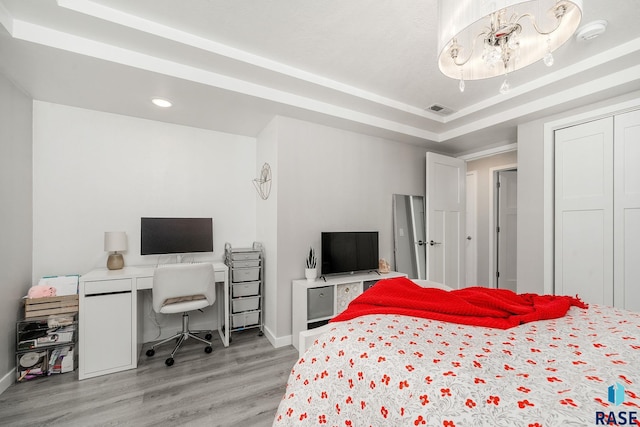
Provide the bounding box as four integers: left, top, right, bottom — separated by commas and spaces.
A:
274, 307, 640, 426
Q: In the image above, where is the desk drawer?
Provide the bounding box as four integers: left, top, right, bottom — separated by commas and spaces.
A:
214, 270, 226, 283
136, 277, 153, 290
83, 279, 132, 296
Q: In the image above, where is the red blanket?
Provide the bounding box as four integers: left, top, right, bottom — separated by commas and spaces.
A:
330, 277, 588, 329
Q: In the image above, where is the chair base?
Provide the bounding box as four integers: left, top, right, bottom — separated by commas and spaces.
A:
147, 312, 212, 365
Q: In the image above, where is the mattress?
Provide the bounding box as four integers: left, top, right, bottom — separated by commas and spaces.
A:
274, 305, 640, 426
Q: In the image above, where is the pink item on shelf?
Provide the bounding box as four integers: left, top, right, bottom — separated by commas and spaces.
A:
27, 285, 57, 298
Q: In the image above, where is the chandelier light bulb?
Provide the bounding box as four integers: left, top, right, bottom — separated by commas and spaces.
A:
500, 77, 511, 94
459, 71, 465, 92
543, 38, 554, 67
543, 51, 554, 67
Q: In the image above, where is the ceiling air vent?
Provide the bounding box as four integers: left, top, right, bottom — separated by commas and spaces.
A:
427, 104, 455, 115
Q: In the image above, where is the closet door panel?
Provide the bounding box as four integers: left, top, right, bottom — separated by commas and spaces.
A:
614, 110, 640, 311
559, 210, 608, 304
555, 117, 613, 305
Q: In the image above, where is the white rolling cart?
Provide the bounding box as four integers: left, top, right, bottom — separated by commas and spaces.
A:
224, 242, 264, 339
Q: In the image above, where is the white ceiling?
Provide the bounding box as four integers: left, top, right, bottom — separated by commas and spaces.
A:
1, 0, 639, 155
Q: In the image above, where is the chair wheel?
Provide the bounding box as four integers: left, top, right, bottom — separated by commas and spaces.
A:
146, 349, 155, 357
205, 346, 213, 354
205, 333, 212, 340
165, 357, 174, 366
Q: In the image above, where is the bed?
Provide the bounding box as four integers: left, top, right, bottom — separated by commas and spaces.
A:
274, 278, 640, 426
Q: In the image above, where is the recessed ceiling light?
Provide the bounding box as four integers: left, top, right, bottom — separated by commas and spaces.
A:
151, 98, 172, 108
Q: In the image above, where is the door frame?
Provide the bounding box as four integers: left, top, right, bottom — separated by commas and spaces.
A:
488, 163, 517, 288
465, 171, 478, 287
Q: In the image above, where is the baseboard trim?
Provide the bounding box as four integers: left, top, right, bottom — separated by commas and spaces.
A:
0, 367, 14, 395
263, 325, 292, 349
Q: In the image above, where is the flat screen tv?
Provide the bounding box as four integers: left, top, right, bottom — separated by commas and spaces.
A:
321, 231, 379, 276
140, 217, 213, 255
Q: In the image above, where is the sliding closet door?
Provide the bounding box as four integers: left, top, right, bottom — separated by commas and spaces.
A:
554, 117, 614, 305
614, 110, 640, 311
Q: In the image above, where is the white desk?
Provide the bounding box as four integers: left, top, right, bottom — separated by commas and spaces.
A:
78, 263, 228, 380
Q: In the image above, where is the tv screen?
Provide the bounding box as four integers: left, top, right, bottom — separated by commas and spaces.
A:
140, 217, 213, 255
321, 231, 379, 276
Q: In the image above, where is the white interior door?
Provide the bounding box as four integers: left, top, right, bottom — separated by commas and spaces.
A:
426, 152, 466, 288
496, 170, 517, 292
614, 109, 640, 311
555, 117, 613, 305
465, 171, 477, 287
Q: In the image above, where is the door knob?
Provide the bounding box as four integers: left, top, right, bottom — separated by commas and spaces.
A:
429, 240, 441, 246
416, 240, 425, 246
467, 236, 472, 241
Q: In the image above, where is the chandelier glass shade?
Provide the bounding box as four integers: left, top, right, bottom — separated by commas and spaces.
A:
437, 0, 583, 91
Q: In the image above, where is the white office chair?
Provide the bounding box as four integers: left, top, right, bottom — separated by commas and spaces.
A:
145, 263, 216, 366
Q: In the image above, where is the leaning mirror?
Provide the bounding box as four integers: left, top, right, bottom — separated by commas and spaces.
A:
392, 194, 426, 279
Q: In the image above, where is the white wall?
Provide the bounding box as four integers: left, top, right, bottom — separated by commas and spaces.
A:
256, 117, 280, 345
270, 117, 428, 341
32, 102, 257, 278
516, 121, 546, 295
32, 102, 257, 340
0, 74, 33, 392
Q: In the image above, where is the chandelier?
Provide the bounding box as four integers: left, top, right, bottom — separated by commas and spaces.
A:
437, 0, 583, 93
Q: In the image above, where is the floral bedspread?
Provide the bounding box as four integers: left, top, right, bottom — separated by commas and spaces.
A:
274, 305, 640, 426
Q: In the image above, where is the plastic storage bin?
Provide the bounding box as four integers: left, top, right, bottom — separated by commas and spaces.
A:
231, 312, 260, 329
231, 267, 260, 283
307, 286, 334, 320
232, 296, 260, 313
232, 282, 260, 298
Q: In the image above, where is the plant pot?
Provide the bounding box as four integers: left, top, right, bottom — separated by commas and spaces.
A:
305, 268, 317, 281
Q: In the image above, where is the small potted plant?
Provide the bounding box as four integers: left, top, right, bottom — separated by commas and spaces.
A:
305, 247, 317, 281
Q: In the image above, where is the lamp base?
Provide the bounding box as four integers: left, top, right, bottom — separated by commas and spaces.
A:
107, 253, 124, 270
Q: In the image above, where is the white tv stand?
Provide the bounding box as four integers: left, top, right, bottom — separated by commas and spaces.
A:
291, 271, 406, 354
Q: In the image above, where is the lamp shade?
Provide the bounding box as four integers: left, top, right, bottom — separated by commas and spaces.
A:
437, 0, 583, 80
104, 231, 127, 252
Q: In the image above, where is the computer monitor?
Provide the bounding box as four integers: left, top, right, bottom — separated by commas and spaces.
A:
140, 217, 213, 255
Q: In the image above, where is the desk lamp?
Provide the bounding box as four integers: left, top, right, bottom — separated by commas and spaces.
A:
104, 231, 127, 270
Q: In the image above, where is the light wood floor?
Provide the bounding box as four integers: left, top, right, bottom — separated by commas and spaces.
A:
0, 330, 299, 427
